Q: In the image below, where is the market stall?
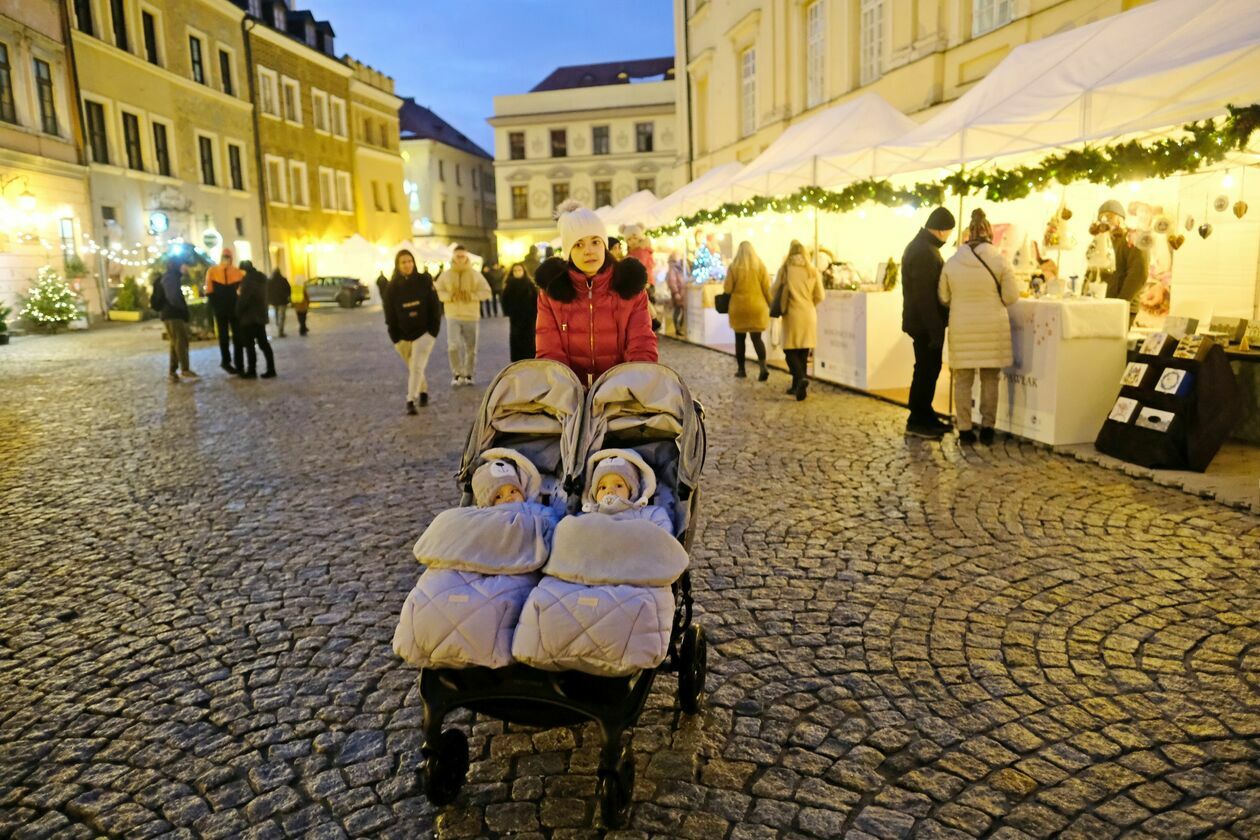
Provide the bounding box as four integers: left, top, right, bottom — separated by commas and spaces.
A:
813, 290, 914, 392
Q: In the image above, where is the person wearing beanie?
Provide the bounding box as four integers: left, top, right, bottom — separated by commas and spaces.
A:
435, 246, 491, 387
1096, 199, 1148, 322
607, 236, 625, 261
901, 206, 957, 438
534, 200, 658, 386
581, 449, 671, 531
938, 208, 1020, 446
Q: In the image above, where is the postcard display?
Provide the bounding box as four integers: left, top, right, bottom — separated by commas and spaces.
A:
1095, 333, 1243, 471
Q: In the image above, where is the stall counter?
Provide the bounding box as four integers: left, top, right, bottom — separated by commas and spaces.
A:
684, 284, 736, 348
812, 289, 915, 391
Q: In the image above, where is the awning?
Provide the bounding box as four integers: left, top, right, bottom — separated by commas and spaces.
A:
600, 190, 659, 232
642, 162, 745, 228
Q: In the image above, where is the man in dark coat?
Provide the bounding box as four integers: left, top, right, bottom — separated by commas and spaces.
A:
901, 207, 956, 438
150, 261, 198, 382
1097, 200, 1149, 324
235, 261, 276, 379
481, 262, 504, 318
267, 268, 291, 337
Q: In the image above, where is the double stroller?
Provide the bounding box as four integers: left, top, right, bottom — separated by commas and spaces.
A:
411, 359, 708, 828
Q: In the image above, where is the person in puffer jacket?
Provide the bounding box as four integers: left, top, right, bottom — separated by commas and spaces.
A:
512, 449, 688, 677
535, 200, 658, 387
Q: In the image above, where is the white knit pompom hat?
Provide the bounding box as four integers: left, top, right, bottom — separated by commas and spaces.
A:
556, 199, 607, 257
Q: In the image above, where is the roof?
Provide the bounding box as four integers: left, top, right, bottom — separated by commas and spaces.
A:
398, 98, 492, 160
531, 57, 675, 92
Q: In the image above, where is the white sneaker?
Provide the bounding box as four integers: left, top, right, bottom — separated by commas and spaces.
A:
462, 376, 474, 386
451, 376, 461, 387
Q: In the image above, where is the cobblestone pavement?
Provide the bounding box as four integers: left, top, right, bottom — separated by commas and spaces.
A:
2, 308, 1259, 840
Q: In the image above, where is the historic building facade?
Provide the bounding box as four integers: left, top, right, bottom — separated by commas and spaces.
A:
489, 58, 676, 264
347, 58, 408, 252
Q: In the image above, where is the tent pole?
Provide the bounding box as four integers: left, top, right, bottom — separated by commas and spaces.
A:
812, 157, 820, 262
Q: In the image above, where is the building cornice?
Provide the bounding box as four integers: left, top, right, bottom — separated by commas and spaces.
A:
349, 79, 402, 110
492, 150, 676, 170
725, 9, 761, 49
249, 24, 350, 77
354, 145, 403, 164
488, 102, 675, 128
72, 32, 253, 112
0, 146, 88, 179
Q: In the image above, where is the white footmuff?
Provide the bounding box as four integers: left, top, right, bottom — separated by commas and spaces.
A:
511, 577, 675, 677
393, 568, 539, 669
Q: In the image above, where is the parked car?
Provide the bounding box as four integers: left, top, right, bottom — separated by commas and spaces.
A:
307, 276, 369, 308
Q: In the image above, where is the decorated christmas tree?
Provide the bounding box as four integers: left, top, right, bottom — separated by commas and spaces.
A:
690, 242, 726, 283
20, 266, 80, 333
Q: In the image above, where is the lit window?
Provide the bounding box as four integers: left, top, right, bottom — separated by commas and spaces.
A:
266, 156, 287, 204
122, 112, 143, 170
635, 123, 654, 153
228, 144, 244, 190
336, 171, 352, 212
592, 126, 609, 155
551, 182, 568, 210
281, 77, 301, 123
34, 59, 58, 135
0, 44, 14, 125
509, 131, 525, 160
550, 129, 566, 158
594, 180, 612, 207
511, 185, 528, 219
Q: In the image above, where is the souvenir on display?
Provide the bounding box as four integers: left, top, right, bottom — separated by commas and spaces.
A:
1108, 397, 1140, 424
1198, 223, 1213, 239
1135, 407, 1176, 433
1162, 316, 1199, 339
1136, 231, 1156, 251
1213, 195, 1230, 213
1120, 362, 1149, 388
1207, 316, 1249, 344
1172, 334, 1212, 361
1168, 233, 1186, 251
1241, 322, 1260, 352
1139, 332, 1174, 357
1155, 368, 1194, 397
1152, 215, 1173, 235
1233, 200, 1249, 219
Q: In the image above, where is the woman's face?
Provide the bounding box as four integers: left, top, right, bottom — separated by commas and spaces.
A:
572, 236, 606, 276
398, 254, 415, 275
511, 265, 525, 278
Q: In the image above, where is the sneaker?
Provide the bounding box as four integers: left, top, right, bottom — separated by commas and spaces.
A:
406, 400, 417, 415
181, 370, 200, 380
905, 419, 946, 439
419, 393, 429, 407
169, 372, 180, 382
260, 371, 276, 379
958, 429, 978, 444
758, 368, 769, 382
451, 376, 461, 387
979, 427, 996, 446
462, 376, 474, 387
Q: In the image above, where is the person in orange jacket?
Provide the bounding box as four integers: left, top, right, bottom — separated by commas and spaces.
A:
293, 279, 311, 336
205, 248, 245, 373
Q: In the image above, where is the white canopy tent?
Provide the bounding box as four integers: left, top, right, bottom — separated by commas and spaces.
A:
816, 0, 1260, 185
642, 162, 746, 229
600, 190, 659, 232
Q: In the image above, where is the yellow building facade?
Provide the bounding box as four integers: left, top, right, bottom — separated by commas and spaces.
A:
0, 0, 94, 314
676, 0, 1152, 180
346, 58, 408, 252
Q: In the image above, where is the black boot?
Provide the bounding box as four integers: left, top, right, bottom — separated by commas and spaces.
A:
758, 362, 769, 381
735, 363, 746, 378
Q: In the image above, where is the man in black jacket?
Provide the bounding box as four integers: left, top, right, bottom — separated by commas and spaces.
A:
235, 261, 276, 379
901, 207, 956, 438
1098, 199, 1149, 324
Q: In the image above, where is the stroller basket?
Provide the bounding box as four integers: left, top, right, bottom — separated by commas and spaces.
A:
416, 362, 707, 829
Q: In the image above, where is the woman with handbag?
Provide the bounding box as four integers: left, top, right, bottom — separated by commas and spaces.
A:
772, 240, 825, 400
938, 208, 1020, 444
722, 241, 772, 380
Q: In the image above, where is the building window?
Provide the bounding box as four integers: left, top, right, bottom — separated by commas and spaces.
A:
972, 0, 1014, 37
153, 122, 170, 176
440, 197, 447, 223
311, 89, 328, 132
509, 131, 525, 160
806, 1, 825, 108
438, 160, 445, 182
273, 3, 285, 29
265, 155, 286, 204
228, 143, 244, 190
860, 0, 884, 86
74, 0, 94, 35
318, 167, 335, 210
0, 45, 15, 125
198, 135, 216, 185
110, 0, 129, 51
329, 97, 346, 137
235, 216, 244, 236
551, 182, 569, 210
288, 161, 308, 207
636, 178, 655, 194
219, 50, 234, 95
550, 129, 566, 158
457, 198, 464, 225
33, 60, 58, 135
378, 119, 390, 149
594, 180, 612, 207
247, 0, 261, 15
635, 122, 654, 153
592, 125, 610, 155
511, 185, 528, 220
85, 101, 109, 164
281, 77, 301, 123
122, 112, 143, 170
258, 68, 278, 116
740, 48, 757, 138
388, 184, 397, 213
189, 35, 205, 84
336, 171, 352, 212
142, 11, 160, 65
371, 180, 382, 211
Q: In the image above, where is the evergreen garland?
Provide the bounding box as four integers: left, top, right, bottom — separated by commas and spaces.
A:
648, 103, 1260, 237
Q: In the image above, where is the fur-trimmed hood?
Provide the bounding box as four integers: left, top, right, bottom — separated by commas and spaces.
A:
535, 256, 648, 304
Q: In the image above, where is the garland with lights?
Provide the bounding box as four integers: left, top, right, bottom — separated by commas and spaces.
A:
648, 104, 1260, 237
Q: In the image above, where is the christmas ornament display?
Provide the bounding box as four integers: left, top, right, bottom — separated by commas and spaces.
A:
1213, 195, 1230, 212
1060, 207, 1073, 220
1152, 216, 1173, 234
1233, 200, 1249, 218
1185, 215, 1196, 231
1198, 223, 1214, 239
1169, 233, 1186, 250
1136, 231, 1156, 251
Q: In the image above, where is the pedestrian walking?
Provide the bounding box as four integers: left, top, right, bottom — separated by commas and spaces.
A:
723, 240, 771, 381
385, 249, 442, 414
205, 248, 244, 373
771, 240, 825, 401
482, 262, 504, 318
535, 200, 657, 386
235, 261, 277, 379
665, 252, 687, 337
607, 236, 625, 261
375, 271, 390, 307
938, 208, 1020, 445
268, 268, 291, 338
500, 262, 538, 362
1096, 199, 1149, 325
149, 260, 199, 382
294, 281, 310, 336
435, 246, 492, 387
901, 206, 956, 438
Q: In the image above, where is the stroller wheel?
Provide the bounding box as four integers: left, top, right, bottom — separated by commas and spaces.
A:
678, 624, 707, 714
419, 728, 469, 807
597, 747, 635, 829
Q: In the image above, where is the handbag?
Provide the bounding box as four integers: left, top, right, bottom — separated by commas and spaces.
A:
714, 293, 730, 314
768, 274, 788, 319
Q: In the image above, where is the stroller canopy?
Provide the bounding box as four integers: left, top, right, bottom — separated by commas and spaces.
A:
458, 360, 585, 491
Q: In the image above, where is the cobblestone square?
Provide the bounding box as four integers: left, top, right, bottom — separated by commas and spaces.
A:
2, 310, 1258, 839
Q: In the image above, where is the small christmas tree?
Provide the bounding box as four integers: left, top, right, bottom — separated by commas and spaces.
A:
690, 243, 726, 283
20, 266, 80, 333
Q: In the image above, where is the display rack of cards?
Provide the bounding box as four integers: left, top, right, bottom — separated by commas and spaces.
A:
1095, 332, 1243, 471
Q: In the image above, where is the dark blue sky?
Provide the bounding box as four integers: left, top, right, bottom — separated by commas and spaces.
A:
304, 0, 676, 152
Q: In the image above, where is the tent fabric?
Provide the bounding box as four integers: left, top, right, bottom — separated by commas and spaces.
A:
816, 0, 1260, 184
642, 162, 746, 228
601, 190, 660, 231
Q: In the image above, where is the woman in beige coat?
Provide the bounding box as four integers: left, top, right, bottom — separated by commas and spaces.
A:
939, 208, 1020, 445
773, 240, 825, 400
724, 241, 772, 380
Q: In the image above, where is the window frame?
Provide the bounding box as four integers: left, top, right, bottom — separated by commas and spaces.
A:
508, 131, 525, 160
310, 87, 329, 134
328, 96, 347, 137
636, 177, 655, 194
196, 131, 218, 186
592, 125, 610, 155
971, 0, 1015, 37
217, 47, 235, 96
257, 66, 280, 118
859, 0, 885, 87
510, 185, 528, 220
151, 117, 173, 177
740, 46, 757, 139
121, 109, 144, 170
551, 181, 569, 210
140, 6, 162, 66
335, 170, 352, 213
287, 159, 308, 208
187, 31, 207, 85
264, 153, 287, 205
550, 128, 567, 158
635, 122, 654, 153
805, 1, 825, 108
371, 179, 382, 211
280, 76, 301, 125
0, 43, 18, 126
318, 166, 335, 211
73, 0, 95, 36
110, 0, 130, 52
84, 98, 111, 165
594, 180, 612, 208
227, 141, 245, 191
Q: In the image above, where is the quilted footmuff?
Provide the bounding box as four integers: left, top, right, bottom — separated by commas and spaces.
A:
511, 577, 675, 676
393, 568, 539, 669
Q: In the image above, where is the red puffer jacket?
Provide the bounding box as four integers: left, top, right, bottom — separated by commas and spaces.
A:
535, 256, 658, 386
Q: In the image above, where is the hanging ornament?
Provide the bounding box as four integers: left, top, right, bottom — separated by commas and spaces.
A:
1136, 231, 1156, 251
1198, 223, 1214, 239
1060, 207, 1073, 220
1168, 233, 1186, 250
1152, 216, 1173, 235
1233, 200, 1249, 219
1213, 195, 1230, 213
1185, 215, 1196, 231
